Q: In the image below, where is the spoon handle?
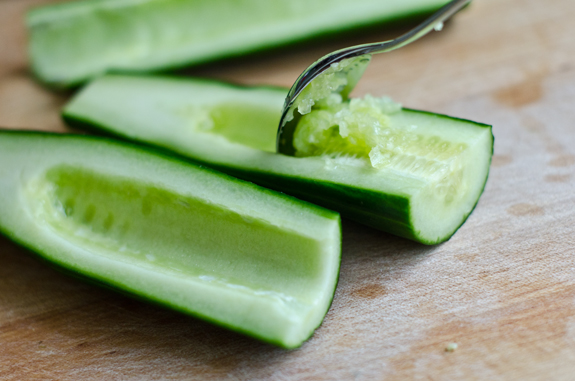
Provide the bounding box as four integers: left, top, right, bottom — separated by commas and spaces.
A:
361, 0, 472, 56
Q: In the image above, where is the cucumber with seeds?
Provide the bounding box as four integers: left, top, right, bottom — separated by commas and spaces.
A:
27, 0, 451, 87
0, 131, 341, 348
63, 75, 493, 244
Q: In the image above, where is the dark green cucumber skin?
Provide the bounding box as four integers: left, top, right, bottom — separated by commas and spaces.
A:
0, 130, 341, 349
28, 5, 446, 89
62, 109, 493, 245
219, 167, 416, 240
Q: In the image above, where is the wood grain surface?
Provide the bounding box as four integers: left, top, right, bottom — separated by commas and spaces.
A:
1, 0, 575, 379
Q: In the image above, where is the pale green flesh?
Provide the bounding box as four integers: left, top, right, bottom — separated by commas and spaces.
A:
64, 75, 494, 244
178, 102, 280, 152
40, 166, 322, 293
27, 0, 450, 87
0, 132, 341, 348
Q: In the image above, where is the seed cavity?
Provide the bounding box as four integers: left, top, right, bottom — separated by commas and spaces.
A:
64, 198, 75, 216
103, 213, 114, 232
84, 204, 96, 223
142, 197, 153, 216
290, 81, 471, 204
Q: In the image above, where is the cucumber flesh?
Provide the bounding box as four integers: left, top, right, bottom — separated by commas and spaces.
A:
27, 0, 450, 87
63, 75, 493, 244
283, 55, 372, 126
0, 131, 341, 348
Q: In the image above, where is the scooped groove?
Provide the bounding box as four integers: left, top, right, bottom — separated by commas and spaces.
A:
0, 131, 342, 348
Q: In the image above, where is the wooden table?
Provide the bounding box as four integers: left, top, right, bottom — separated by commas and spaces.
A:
1, 0, 575, 379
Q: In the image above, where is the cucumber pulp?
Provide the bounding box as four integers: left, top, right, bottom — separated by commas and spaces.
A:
27, 0, 451, 87
293, 94, 469, 205
292, 94, 404, 163
288, 60, 471, 213
0, 131, 341, 348
284, 55, 373, 125
63, 75, 493, 244
290, 91, 486, 242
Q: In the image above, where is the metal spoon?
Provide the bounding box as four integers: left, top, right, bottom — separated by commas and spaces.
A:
276, 0, 472, 155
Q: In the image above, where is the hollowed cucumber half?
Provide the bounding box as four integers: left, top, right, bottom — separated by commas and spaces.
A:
0, 131, 341, 348
27, 0, 450, 87
63, 75, 494, 244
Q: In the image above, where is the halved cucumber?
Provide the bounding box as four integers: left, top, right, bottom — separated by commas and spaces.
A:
27, 0, 451, 87
0, 131, 341, 348
63, 75, 494, 244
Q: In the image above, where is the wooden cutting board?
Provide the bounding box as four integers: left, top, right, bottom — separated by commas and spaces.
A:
1, 0, 575, 379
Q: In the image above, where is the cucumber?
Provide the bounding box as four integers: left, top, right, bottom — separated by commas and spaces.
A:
63, 75, 494, 244
27, 0, 450, 87
0, 131, 341, 348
